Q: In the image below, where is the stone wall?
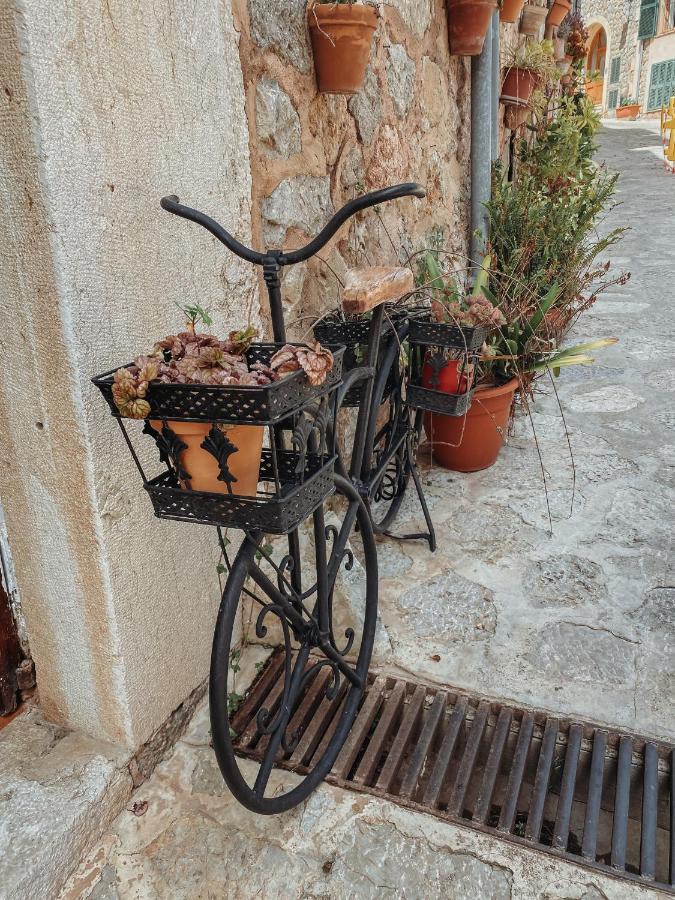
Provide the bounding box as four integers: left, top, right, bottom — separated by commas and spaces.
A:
578, 0, 641, 106
233, 0, 473, 333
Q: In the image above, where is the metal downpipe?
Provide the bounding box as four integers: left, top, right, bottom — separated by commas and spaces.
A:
470, 11, 498, 268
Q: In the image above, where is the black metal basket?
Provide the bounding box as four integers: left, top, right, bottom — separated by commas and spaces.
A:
314, 313, 404, 407
408, 315, 488, 352
93, 343, 344, 534
93, 344, 345, 425
406, 383, 474, 417
144, 451, 335, 533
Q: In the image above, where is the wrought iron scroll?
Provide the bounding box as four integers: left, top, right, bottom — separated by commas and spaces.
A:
201, 425, 238, 491
292, 397, 330, 475
143, 420, 191, 484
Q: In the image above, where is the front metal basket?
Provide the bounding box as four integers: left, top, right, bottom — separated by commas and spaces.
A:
93, 344, 344, 425
144, 451, 335, 533
92, 343, 345, 534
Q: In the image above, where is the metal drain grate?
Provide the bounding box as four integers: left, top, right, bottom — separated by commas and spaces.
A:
233, 653, 675, 893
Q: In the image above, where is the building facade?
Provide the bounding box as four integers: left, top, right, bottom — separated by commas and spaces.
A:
578, 0, 675, 113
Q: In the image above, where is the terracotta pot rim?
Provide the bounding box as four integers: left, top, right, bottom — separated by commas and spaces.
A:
473, 377, 519, 399
309, 3, 378, 26
446, 0, 498, 6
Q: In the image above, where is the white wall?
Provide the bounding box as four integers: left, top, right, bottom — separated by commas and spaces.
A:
0, 0, 258, 746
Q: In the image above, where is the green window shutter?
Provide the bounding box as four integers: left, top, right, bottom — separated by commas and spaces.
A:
647, 58, 675, 110
607, 89, 619, 110
609, 56, 621, 84
638, 0, 659, 40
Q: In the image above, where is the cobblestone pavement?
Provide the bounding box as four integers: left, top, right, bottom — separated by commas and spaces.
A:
61, 125, 674, 898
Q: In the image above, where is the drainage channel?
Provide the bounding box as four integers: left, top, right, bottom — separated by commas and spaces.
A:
232, 652, 675, 893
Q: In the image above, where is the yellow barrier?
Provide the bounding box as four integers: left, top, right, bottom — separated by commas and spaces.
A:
661, 97, 675, 170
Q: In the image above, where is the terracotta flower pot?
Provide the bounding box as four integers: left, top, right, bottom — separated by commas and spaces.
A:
505, 103, 531, 129
585, 80, 603, 104
546, 0, 571, 28
520, 4, 547, 37
616, 104, 640, 120
308, 3, 377, 95
500, 0, 526, 23
556, 54, 573, 75
446, 0, 499, 56
424, 378, 519, 472
150, 420, 264, 495
501, 67, 539, 106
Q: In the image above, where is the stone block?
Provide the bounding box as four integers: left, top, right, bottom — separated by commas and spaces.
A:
255, 78, 301, 159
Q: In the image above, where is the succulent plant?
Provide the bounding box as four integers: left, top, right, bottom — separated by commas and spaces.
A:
270, 343, 335, 386
112, 324, 334, 419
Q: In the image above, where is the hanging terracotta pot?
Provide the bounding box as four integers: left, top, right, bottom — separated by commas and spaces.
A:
308, 3, 377, 95
520, 3, 547, 37
424, 378, 518, 472
501, 67, 540, 106
546, 0, 571, 28
150, 420, 264, 495
500, 0, 526, 23
556, 54, 573, 75
446, 0, 499, 56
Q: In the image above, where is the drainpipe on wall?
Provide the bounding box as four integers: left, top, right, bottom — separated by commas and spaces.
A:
470, 13, 497, 269
491, 10, 501, 162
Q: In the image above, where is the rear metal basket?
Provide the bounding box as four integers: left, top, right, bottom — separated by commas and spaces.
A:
93, 344, 345, 425
314, 314, 403, 407
406, 384, 474, 417
409, 315, 488, 352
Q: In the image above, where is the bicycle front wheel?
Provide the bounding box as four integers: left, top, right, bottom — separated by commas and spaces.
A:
209, 474, 378, 814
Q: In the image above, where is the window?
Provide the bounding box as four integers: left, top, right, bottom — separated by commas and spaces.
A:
647, 58, 675, 109
638, 0, 659, 39
670, 0, 675, 29
607, 89, 620, 110
609, 56, 621, 85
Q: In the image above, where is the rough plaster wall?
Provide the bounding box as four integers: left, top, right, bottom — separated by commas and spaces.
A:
235, 0, 473, 334
0, 0, 257, 746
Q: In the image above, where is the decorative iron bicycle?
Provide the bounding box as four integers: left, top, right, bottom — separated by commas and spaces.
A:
94, 183, 446, 815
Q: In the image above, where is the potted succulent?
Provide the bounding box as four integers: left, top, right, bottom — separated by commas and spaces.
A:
446, 0, 499, 56
546, 0, 571, 28
501, 40, 558, 107
500, 0, 527, 23
308, 0, 378, 94
617, 97, 641, 120
520, 0, 548, 37
105, 306, 334, 496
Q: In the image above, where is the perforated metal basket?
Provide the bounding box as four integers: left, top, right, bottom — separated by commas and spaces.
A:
92, 344, 345, 425
408, 315, 488, 352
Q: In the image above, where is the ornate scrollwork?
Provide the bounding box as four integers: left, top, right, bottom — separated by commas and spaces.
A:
201, 425, 238, 491
143, 420, 190, 484
427, 351, 446, 391
292, 397, 330, 475
254, 603, 294, 737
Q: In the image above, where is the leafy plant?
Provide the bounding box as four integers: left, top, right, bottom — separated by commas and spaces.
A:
417, 251, 506, 330
619, 97, 639, 107
504, 39, 559, 85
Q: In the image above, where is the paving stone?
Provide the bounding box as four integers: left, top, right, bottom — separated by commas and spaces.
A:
566, 386, 644, 413
329, 820, 513, 899
261, 174, 332, 246
190, 747, 224, 796
528, 622, 637, 686
248, 0, 310, 72
395, 572, 496, 642
385, 44, 416, 118
524, 555, 607, 608
255, 78, 301, 159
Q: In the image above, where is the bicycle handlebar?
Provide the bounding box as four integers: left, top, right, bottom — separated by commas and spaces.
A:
160, 183, 425, 267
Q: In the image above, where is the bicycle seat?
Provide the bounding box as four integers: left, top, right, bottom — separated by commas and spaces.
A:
342, 266, 415, 315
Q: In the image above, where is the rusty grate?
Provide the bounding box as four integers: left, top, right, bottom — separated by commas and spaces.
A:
233, 653, 675, 893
